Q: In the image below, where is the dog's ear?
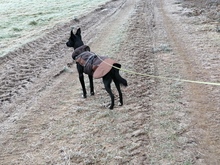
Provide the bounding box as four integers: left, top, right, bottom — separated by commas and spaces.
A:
76, 28, 81, 36
71, 30, 75, 38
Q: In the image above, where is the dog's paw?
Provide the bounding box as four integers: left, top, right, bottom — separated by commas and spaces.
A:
82, 94, 87, 98
102, 103, 113, 109
90, 92, 95, 96
118, 102, 123, 106
107, 103, 114, 110
109, 106, 114, 110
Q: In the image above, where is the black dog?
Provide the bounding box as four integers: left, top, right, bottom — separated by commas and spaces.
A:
66, 28, 127, 109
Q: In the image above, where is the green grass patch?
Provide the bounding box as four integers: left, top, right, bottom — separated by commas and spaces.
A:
29, 20, 38, 26
12, 27, 23, 32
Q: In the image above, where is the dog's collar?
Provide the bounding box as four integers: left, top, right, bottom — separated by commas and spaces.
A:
72, 45, 90, 60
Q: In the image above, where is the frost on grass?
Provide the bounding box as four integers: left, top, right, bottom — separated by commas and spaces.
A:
0, 0, 110, 57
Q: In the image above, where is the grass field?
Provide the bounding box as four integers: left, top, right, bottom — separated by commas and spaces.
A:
0, 0, 110, 57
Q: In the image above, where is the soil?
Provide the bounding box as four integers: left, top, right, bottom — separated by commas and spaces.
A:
0, 0, 219, 164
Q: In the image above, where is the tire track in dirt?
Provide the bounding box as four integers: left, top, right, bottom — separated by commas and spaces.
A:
0, 27, 68, 105
160, 0, 220, 163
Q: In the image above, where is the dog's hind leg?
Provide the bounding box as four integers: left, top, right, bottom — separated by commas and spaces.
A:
103, 76, 114, 109
113, 78, 123, 106
88, 75, 95, 96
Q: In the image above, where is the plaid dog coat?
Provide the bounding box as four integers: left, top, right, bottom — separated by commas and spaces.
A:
72, 45, 119, 79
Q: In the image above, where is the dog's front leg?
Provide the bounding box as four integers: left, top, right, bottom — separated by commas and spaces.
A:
77, 64, 87, 98
88, 75, 94, 96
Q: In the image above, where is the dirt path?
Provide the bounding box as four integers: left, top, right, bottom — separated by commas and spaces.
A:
0, 0, 219, 164
160, 0, 220, 164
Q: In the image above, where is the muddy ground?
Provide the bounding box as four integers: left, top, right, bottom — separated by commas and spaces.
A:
0, 0, 220, 164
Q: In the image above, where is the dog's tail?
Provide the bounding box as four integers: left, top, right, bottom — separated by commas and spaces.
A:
113, 63, 128, 86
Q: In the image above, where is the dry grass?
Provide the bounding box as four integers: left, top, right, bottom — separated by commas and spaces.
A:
181, 0, 220, 22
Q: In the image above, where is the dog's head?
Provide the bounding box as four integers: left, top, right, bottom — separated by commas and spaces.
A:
66, 28, 84, 49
